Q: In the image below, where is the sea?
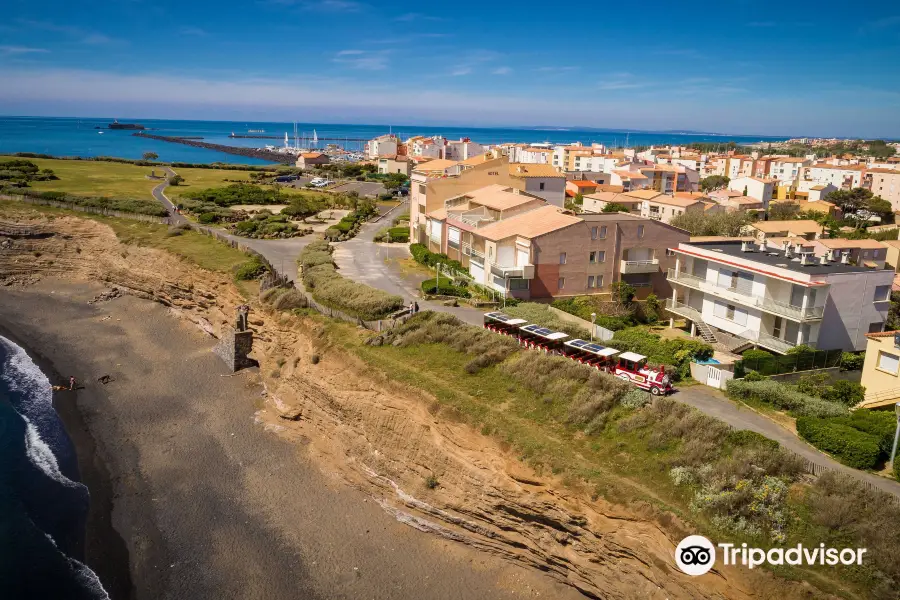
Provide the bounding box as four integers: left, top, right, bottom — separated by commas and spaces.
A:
0, 335, 109, 599
0, 116, 789, 165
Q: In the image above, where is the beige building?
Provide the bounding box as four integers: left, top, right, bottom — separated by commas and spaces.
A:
859, 332, 900, 408
638, 191, 705, 223
881, 240, 900, 272
748, 220, 825, 241
581, 190, 645, 215
728, 176, 775, 207
424, 190, 688, 300
376, 155, 411, 176
810, 239, 888, 269
296, 152, 330, 168
868, 169, 900, 211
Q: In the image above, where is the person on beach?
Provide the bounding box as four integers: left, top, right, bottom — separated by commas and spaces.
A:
69, 376, 76, 390
413, 301, 419, 314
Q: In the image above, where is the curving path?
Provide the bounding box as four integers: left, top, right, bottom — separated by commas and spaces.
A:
143, 175, 900, 499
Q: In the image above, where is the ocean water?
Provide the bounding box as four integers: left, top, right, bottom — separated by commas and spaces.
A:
0, 335, 109, 599
0, 116, 788, 165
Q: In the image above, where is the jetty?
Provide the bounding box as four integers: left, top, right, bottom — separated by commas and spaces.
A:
229, 133, 367, 141
132, 133, 295, 164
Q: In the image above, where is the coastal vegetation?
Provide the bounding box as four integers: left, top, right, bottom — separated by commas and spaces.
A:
297, 241, 404, 319
373, 225, 410, 243
324, 310, 900, 598
2, 186, 168, 217
669, 209, 753, 236
0, 158, 58, 185
230, 211, 309, 239
323, 201, 377, 241
2, 156, 164, 199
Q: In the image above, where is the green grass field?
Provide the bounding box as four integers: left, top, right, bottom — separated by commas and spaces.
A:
3, 156, 164, 198
165, 166, 258, 198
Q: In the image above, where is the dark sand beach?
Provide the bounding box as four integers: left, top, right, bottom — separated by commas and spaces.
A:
0, 279, 578, 600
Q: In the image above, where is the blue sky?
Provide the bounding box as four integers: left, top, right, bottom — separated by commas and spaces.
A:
0, 0, 898, 137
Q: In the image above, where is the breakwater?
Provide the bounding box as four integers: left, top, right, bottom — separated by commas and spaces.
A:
132, 133, 294, 164
229, 134, 368, 141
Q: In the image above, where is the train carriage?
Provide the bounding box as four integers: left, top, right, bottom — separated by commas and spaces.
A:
518, 324, 569, 353
483, 312, 528, 337
563, 339, 620, 372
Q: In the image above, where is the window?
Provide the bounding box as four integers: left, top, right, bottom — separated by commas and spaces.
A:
869, 322, 884, 334
539, 182, 545, 191
559, 252, 567, 265
418, 184, 427, 194
587, 275, 595, 288
637, 225, 645, 238
596, 250, 606, 262
878, 351, 900, 374
558, 277, 565, 290
589, 251, 596, 263
666, 248, 676, 257
597, 274, 604, 288
591, 226, 598, 240
599, 225, 607, 239
875, 285, 891, 302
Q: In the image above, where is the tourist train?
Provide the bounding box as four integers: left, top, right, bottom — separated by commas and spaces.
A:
483, 312, 673, 395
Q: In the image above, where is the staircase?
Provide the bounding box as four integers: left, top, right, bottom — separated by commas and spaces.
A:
693, 319, 718, 344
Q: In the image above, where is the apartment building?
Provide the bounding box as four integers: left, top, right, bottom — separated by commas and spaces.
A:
581, 190, 645, 215
868, 169, 900, 211
666, 239, 893, 353
728, 176, 775, 208
410, 157, 565, 242
376, 155, 411, 176
858, 331, 900, 408
639, 191, 705, 223
805, 163, 867, 190
512, 147, 552, 164
808, 239, 888, 269
768, 157, 811, 182
566, 179, 601, 197
365, 134, 400, 159
424, 192, 687, 300
610, 169, 650, 191
882, 240, 900, 272
444, 138, 485, 161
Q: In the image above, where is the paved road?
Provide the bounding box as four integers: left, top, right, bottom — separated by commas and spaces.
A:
332, 181, 385, 198
675, 386, 900, 497
142, 180, 900, 498
152, 167, 188, 226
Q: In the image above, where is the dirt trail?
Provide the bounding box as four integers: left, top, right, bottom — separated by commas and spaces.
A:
0, 213, 827, 600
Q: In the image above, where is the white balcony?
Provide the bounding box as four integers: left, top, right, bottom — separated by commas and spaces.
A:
621, 258, 660, 274
667, 269, 824, 322
490, 263, 535, 279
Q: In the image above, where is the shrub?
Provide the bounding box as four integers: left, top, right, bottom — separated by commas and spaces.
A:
272, 289, 307, 310
421, 278, 470, 298
895, 457, 900, 482
796, 417, 882, 469
743, 370, 766, 382
725, 379, 847, 418
298, 249, 334, 271
831, 410, 897, 456
233, 257, 267, 280
742, 349, 773, 362
822, 380, 865, 406
620, 388, 651, 409
840, 352, 865, 371
297, 243, 404, 320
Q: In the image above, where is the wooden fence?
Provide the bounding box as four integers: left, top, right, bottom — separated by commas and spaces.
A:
1, 194, 171, 224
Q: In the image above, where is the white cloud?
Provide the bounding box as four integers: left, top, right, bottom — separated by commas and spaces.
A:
492, 66, 512, 75
180, 26, 208, 37
0, 46, 49, 55
450, 67, 472, 76
332, 49, 389, 70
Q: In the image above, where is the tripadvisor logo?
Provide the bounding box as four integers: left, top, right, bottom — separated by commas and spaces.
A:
675, 536, 867, 576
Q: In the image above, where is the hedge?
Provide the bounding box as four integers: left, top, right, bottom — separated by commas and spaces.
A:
831, 410, 897, 456
895, 457, 900, 482
2, 186, 169, 217
796, 417, 882, 470
409, 243, 465, 273
840, 352, 865, 371
725, 379, 848, 418
421, 278, 470, 298
297, 243, 404, 320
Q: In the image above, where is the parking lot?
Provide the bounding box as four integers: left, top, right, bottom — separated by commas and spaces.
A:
330, 181, 386, 198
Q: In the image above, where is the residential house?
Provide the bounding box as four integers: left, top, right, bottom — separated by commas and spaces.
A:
709, 189, 766, 214
581, 190, 645, 215
639, 191, 705, 223
666, 239, 893, 353
880, 239, 900, 272
610, 169, 650, 191
566, 179, 600, 197
768, 157, 811, 183
747, 220, 825, 241
809, 239, 888, 269
365, 134, 400, 159
805, 163, 867, 190
728, 176, 775, 208
444, 138, 485, 161
296, 152, 330, 168
508, 163, 566, 206
376, 155, 411, 176
857, 332, 900, 408
512, 147, 553, 164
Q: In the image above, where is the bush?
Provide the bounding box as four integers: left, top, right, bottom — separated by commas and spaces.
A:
421, 278, 470, 298
840, 352, 865, 371
742, 349, 774, 362
832, 410, 897, 456
895, 457, 900, 482
796, 417, 882, 469
233, 257, 267, 280
822, 380, 865, 406
272, 289, 307, 310
297, 243, 403, 320
725, 379, 847, 418
743, 370, 766, 381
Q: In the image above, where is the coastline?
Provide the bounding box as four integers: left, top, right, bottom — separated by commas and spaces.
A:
0, 278, 577, 600
0, 314, 135, 600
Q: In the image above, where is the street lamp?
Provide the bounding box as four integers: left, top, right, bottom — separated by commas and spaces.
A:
590, 312, 597, 342
891, 402, 900, 465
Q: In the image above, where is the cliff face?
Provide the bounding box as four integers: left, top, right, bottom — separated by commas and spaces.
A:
0, 211, 825, 600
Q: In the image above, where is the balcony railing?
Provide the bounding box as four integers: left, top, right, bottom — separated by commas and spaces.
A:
621, 258, 660, 274
737, 329, 814, 355
490, 263, 535, 279
665, 299, 703, 322
666, 269, 824, 321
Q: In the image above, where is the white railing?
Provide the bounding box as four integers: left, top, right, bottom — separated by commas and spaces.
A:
666, 269, 824, 321
621, 258, 660, 274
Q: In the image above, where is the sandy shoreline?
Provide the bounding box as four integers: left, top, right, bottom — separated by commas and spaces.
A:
0, 279, 575, 600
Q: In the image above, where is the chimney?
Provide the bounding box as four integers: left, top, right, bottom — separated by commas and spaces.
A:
793, 242, 803, 254
840, 250, 850, 264
819, 254, 829, 265
785, 246, 793, 259
801, 253, 813, 266
741, 240, 752, 252
782, 240, 790, 252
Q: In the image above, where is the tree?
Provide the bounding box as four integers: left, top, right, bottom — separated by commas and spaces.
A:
603, 202, 632, 213
382, 172, 409, 192
612, 281, 636, 305
168, 174, 184, 186
742, 186, 748, 196
142, 152, 159, 161
825, 187, 873, 213
574, 192, 584, 205
282, 197, 324, 222
670, 210, 752, 236
700, 175, 730, 193
768, 202, 801, 221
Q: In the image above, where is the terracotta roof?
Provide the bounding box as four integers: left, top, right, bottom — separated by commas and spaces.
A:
413, 159, 459, 172
623, 189, 666, 200
645, 194, 704, 207
474, 205, 581, 241
810, 163, 866, 171
613, 170, 648, 180
427, 208, 448, 220
773, 158, 808, 163
867, 168, 900, 175
865, 330, 899, 339
462, 184, 542, 211
508, 164, 563, 178
568, 180, 598, 188
816, 238, 888, 250
301, 152, 325, 158
878, 239, 900, 248
752, 220, 822, 233
460, 153, 495, 166
674, 192, 710, 200
595, 184, 625, 193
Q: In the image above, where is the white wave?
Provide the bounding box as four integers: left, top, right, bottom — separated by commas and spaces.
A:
0, 335, 53, 407
43, 533, 111, 600
23, 413, 85, 490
